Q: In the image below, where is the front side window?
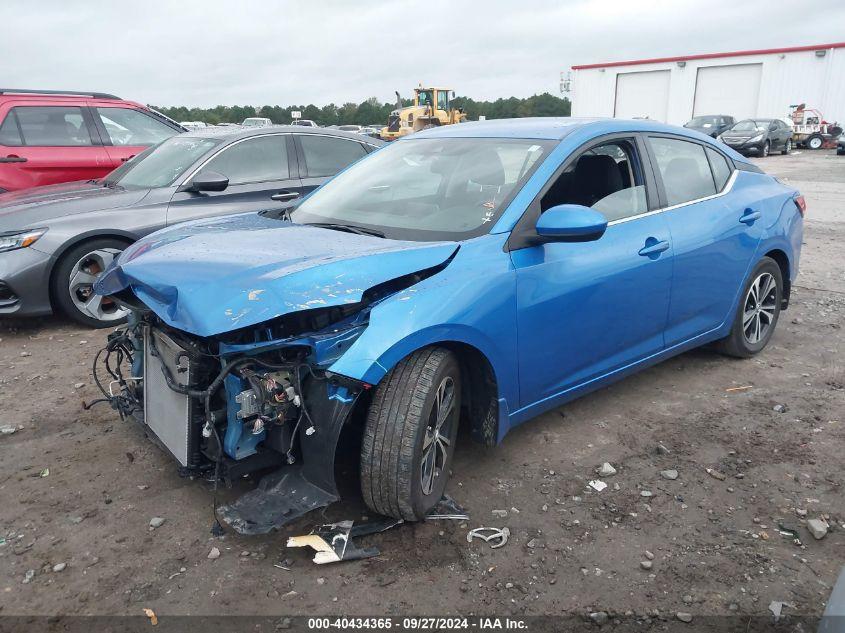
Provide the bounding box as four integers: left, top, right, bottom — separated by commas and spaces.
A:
107, 136, 220, 188
291, 137, 552, 241
7, 106, 91, 146
540, 140, 647, 222
649, 137, 716, 206
299, 135, 366, 178
96, 107, 175, 146
202, 135, 289, 185
437, 90, 449, 111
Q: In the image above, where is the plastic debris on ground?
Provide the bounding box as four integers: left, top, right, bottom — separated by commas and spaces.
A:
425, 494, 469, 520
588, 479, 607, 492
287, 517, 402, 565
143, 607, 158, 626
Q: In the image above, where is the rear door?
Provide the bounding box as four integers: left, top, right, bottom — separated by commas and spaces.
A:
646, 135, 763, 345
92, 105, 179, 167
166, 133, 303, 225
0, 102, 110, 191
294, 133, 371, 193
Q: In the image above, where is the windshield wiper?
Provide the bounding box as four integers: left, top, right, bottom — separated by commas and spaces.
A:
306, 222, 385, 238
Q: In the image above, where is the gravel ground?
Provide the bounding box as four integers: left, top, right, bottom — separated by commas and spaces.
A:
0, 150, 842, 627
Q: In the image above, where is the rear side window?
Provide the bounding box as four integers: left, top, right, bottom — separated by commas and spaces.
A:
4, 106, 92, 146
299, 135, 367, 178
0, 111, 22, 145
706, 147, 732, 191
649, 137, 716, 206
202, 135, 289, 185
96, 107, 175, 146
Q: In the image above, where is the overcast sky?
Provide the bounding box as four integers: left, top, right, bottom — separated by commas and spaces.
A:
3, 0, 844, 107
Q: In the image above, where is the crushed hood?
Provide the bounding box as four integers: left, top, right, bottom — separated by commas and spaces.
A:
95, 213, 457, 337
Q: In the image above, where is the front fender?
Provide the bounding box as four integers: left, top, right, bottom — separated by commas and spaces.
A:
327, 235, 519, 412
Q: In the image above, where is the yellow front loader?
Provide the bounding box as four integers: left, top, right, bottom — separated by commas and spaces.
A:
380, 85, 466, 141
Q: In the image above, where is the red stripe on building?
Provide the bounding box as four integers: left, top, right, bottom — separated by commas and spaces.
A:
571, 42, 845, 71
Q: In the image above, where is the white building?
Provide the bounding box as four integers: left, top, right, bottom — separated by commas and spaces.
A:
569, 42, 845, 126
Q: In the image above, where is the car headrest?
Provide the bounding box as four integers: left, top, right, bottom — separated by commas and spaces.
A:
573, 154, 623, 204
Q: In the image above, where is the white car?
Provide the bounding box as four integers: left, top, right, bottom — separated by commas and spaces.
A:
241, 117, 272, 128
290, 119, 319, 127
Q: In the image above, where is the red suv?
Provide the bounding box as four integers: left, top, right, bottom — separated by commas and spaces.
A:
0, 89, 184, 193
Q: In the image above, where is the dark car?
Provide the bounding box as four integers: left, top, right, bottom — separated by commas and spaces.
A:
837, 135, 844, 155
718, 118, 793, 157
0, 89, 184, 193
0, 126, 383, 326
683, 114, 734, 138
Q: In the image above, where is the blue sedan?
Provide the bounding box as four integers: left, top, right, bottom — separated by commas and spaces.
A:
95, 118, 804, 533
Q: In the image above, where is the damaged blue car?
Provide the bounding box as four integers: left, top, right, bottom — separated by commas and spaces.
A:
94, 118, 804, 534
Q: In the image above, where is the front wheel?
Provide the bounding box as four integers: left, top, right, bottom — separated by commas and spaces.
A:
807, 134, 823, 150
51, 238, 130, 328
715, 257, 782, 358
761, 141, 770, 157
782, 138, 792, 155
360, 347, 461, 521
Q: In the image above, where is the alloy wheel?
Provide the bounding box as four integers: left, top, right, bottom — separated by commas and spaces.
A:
785, 139, 792, 153
742, 272, 777, 345
420, 376, 456, 495
762, 142, 769, 157
68, 248, 127, 323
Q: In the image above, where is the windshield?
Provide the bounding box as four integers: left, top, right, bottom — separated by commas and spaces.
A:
106, 136, 220, 188
290, 137, 552, 241
687, 116, 718, 127
242, 118, 266, 127
731, 120, 768, 132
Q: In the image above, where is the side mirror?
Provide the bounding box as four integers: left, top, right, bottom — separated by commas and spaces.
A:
187, 170, 229, 193
535, 205, 608, 242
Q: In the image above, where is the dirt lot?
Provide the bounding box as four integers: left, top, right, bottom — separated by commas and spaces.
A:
1, 150, 842, 627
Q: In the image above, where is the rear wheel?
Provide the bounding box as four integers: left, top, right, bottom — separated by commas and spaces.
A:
52, 238, 130, 328
807, 134, 823, 150
715, 257, 782, 358
360, 347, 461, 521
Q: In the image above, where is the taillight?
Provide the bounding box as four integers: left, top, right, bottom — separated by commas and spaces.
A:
794, 195, 806, 217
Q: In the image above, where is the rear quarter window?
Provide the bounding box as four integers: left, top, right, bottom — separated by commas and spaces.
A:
706, 147, 733, 191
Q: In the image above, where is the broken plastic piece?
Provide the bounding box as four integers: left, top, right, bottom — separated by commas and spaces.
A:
466, 526, 510, 549
287, 520, 387, 564
588, 479, 607, 492
142, 607, 158, 626
426, 494, 469, 520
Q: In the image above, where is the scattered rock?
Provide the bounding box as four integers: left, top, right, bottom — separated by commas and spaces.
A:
492, 509, 508, 518
526, 538, 537, 549
656, 443, 671, 455
676, 612, 693, 623
22, 569, 35, 584
20, 351, 32, 357
660, 469, 679, 480
589, 611, 609, 626
73, 382, 85, 389
597, 462, 617, 477
644, 550, 654, 560
640, 490, 653, 498
796, 508, 807, 517
807, 518, 829, 540
149, 517, 166, 529
1, 425, 18, 435
773, 404, 788, 413
706, 468, 727, 481
317, 577, 326, 585
52, 562, 66, 572
207, 547, 221, 559
682, 595, 693, 605
640, 560, 653, 570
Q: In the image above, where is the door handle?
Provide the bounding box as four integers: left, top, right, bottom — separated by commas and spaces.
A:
739, 209, 761, 224
638, 238, 670, 257
0, 155, 27, 163
271, 191, 301, 202
120, 154, 136, 163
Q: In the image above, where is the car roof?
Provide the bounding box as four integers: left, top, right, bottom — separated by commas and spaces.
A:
181, 124, 385, 144
409, 117, 719, 141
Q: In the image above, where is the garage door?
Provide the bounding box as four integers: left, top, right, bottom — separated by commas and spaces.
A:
693, 63, 762, 120
614, 70, 671, 122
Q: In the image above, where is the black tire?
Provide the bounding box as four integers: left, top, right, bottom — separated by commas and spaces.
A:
781, 138, 792, 155
51, 238, 130, 328
837, 147, 845, 156
715, 257, 783, 358
360, 347, 461, 521
761, 141, 770, 157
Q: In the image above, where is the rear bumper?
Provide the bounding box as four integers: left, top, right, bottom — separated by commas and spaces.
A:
0, 247, 54, 317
